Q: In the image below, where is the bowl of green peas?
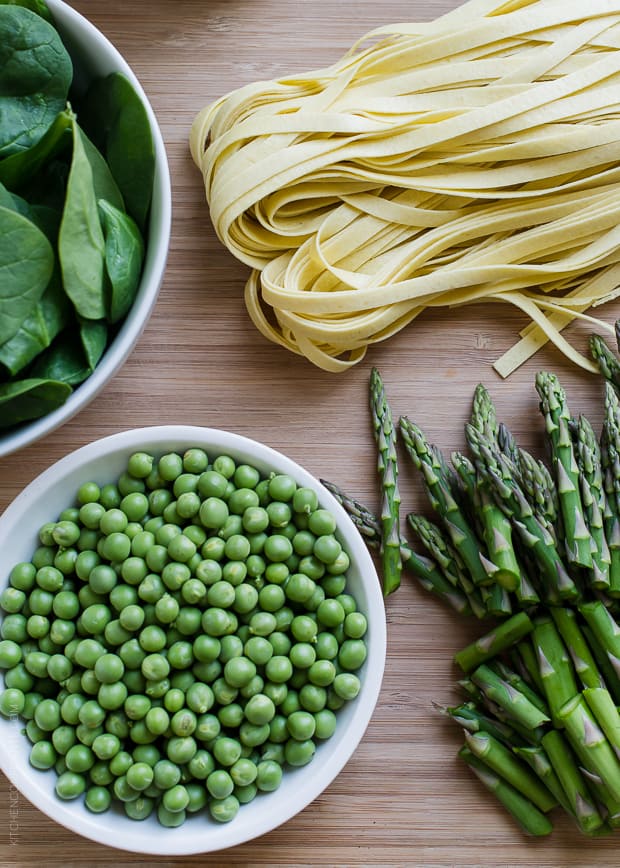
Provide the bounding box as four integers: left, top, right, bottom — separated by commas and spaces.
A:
0, 426, 386, 854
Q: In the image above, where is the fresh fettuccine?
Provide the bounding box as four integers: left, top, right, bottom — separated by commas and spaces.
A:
190, 0, 620, 374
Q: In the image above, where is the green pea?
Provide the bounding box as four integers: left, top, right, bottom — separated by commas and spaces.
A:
256, 758, 283, 792
0, 587, 26, 614
265, 655, 293, 684
333, 672, 361, 700
0, 687, 25, 717
85, 785, 112, 813
0, 639, 21, 669
158, 804, 186, 827
245, 693, 276, 726
65, 743, 95, 772
206, 768, 234, 799
195, 712, 220, 742
10, 562, 36, 591
338, 639, 367, 671
55, 770, 86, 800
217, 702, 244, 729
234, 782, 257, 805
167, 735, 197, 765
34, 698, 61, 731
284, 737, 316, 767
30, 739, 57, 769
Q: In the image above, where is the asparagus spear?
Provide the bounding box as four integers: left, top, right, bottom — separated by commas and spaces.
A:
463, 730, 558, 812
579, 600, 620, 681
582, 624, 620, 706
459, 747, 553, 837
559, 695, 620, 804
466, 423, 577, 604
535, 371, 592, 568
320, 480, 474, 616
469, 386, 521, 591
437, 701, 517, 745
575, 414, 611, 590
583, 686, 620, 762
400, 415, 496, 587
470, 663, 551, 732
513, 745, 573, 815
532, 617, 579, 728
369, 367, 401, 596
590, 332, 620, 393
601, 382, 620, 596
490, 660, 549, 716
550, 607, 605, 691
454, 612, 534, 674
541, 729, 605, 835
407, 513, 489, 618
512, 639, 546, 697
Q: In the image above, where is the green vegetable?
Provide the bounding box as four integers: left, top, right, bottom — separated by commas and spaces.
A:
98, 199, 144, 323
0, 7, 151, 432
79, 72, 155, 232
0, 449, 366, 827
0, 6, 72, 157
0, 203, 54, 344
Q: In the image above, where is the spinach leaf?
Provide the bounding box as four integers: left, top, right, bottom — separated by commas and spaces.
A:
79, 317, 107, 370
98, 198, 144, 323
80, 72, 154, 233
0, 0, 53, 23
0, 6, 72, 157
0, 377, 71, 427
0, 203, 54, 344
81, 128, 124, 212
0, 108, 74, 192
30, 318, 107, 386
0, 277, 69, 375
58, 121, 106, 320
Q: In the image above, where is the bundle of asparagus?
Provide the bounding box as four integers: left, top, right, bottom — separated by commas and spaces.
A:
321, 325, 620, 837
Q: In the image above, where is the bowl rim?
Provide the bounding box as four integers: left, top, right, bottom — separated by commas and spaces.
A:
0, 0, 172, 459
0, 425, 386, 855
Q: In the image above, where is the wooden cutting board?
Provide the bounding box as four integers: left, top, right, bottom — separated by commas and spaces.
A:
2, 1, 620, 864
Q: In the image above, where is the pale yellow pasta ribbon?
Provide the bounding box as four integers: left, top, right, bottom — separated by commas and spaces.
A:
190, 0, 620, 374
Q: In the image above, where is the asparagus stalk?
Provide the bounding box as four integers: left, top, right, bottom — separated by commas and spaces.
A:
535, 371, 592, 568
559, 694, 620, 803
490, 660, 549, 716
513, 745, 573, 815
459, 747, 553, 837
437, 701, 517, 746
369, 368, 401, 596
582, 624, 620, 706
583, 686, 620, 762
541, 729, 605, 835
575, 415, 611, 590
516, 446, 560, 541
400, 416, 496, 587
532, 617, 579, 728
454, 612, 535, 674
463, 730, 557, 812
469, 386, 521, 591
512, 639, 546, 697
550, 607, 605, 691
590, 332, 620, 393
470, 663, 551, 731
601, 382, 620, 596
466, 423, 577, 604
321, 479, 474, 616
579, 601, 620, 682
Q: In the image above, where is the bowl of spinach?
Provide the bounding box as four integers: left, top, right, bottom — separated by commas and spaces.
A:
0, 0, 172, 457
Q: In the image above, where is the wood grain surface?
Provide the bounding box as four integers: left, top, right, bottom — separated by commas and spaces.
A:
2, 1, 620, 865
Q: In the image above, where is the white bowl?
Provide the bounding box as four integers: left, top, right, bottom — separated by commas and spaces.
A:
0, 426, 386, 854
0, 1, 172, 458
